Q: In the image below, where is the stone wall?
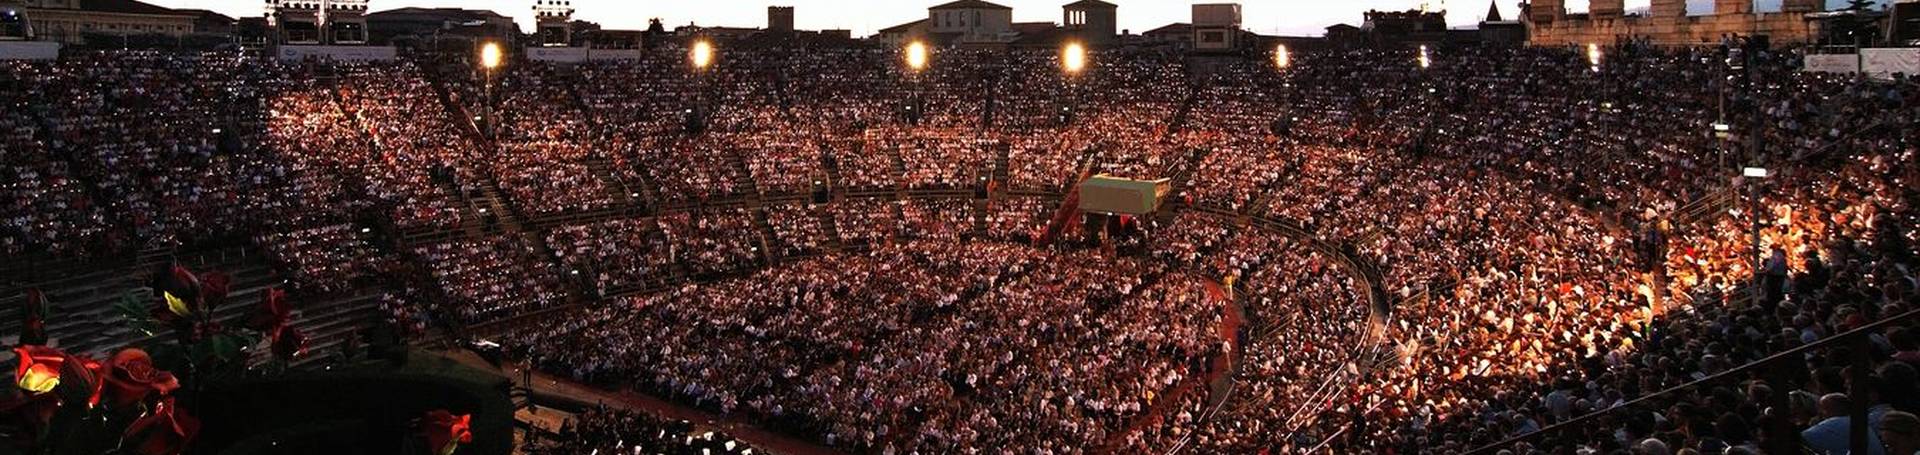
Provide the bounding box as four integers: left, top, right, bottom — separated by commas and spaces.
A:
1528, 12, 1817, 47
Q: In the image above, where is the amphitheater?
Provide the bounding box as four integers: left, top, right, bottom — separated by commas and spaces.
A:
0, 36, 1917, 455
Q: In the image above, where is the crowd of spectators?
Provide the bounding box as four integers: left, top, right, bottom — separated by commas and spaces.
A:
253, 223, 385, 294
412, 237, 568, 325
503, 238, 1230, 453
5, 41, 1916, 455
544, 218, 675, 296
524, 407, 756, 455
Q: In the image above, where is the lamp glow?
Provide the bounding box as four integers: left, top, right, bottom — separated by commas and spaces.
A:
1274, 44, 1291, 69
1062, 42, 1087, 74
1743, 167, 1769, 178
691, 40, 714, 69
906, 41, 929, 71
1418, 45, 1431, 69
479, 42, 502, 70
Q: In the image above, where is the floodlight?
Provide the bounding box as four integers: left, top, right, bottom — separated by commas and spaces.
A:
906, 41, 929, 71
691, 40, 714, 69
480, 42, 503, 69
1062, 42, 1087, 74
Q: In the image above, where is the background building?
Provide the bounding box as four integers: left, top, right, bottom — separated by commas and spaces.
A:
928, 0, 1013, 44
1526, 0, 1821, 46
9, 0, 202, 44
1192, 3, 1242, 52
1062, 0, 1115, 44
767, 6, 793, 33
364, 7, 516, 45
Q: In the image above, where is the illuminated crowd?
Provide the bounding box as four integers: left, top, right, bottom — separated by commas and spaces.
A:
503, 238, 1243, 453
1, 40, 1915, 455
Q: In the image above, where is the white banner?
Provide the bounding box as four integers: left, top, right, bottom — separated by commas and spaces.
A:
588, 49, 643, 61
1862, 48, 1920, 80
526, 46, 588, 63
526, 47, 643, 62
1802, 54, 1859, 74
276, 45, 397, 61
0, 41, 61, 60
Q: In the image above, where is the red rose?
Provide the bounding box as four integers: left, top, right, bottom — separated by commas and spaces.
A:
422, 409, 473, 455
151, 265, 201, 312
13, 346, 67, 394
246, 288, 292, 337
198, 272, 231, 313
11, 346, 104, 408
59, 355, 104, 409
103, 349, 180, 409
123, 397, 200, 455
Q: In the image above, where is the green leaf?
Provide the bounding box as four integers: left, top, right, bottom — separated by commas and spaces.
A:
113, 291, 161, 337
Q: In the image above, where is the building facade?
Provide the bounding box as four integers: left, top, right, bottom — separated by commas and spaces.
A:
1063, 0, 1115, 44
1192, 3, 1242, 51
768, 6, 794, 33
9, 0, 201, 44
534, 0, 572, 46
928, 0, 1013, 44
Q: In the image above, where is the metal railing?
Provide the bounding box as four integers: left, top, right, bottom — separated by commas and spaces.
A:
1469, 308, 1920, 454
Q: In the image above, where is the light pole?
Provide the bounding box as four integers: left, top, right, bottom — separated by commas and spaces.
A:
906, 40, 928, 124
1061, 41, 1087, 125
689, 39, 714, 132
1744, 166, 1768, 307
479, 41, 502, 139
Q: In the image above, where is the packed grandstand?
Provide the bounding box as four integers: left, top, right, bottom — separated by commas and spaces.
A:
1, 36, 1917, 455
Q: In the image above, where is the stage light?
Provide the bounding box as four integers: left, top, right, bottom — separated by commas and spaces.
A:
1418, 45, 1431, 69
1062, 42, 1087, 75
691, 40, 714, 69
479, 42, 502, 70
1274, 44, 1291, 69
906, 41, 929, 71
1587, 43, 1603, 71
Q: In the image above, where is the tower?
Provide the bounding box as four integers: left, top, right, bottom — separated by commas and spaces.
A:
1063, 0, 1117, 43
267, 0, 321, 44
535, 0, 574, 46
1485, 0, 1503, 21
1528, 0, 1564, 24
325, 0, 367, 44
1650, 0, 1687, 18
1590, 0, 1624, 19
768, 6, 794, 33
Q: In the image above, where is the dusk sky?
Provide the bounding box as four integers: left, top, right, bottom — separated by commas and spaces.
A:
145, 0, 1882, 37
